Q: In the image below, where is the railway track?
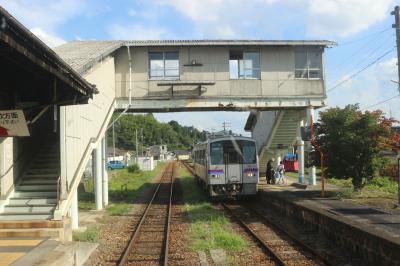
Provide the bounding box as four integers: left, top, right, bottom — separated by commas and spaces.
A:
118, 162, 175, 266
181, 160, 330, 265
222, 202, 330, 266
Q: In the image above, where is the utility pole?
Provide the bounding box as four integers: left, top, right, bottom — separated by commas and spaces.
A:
392, 6, 400, 93
392, 6, 400, 205
222, 121, 231, 134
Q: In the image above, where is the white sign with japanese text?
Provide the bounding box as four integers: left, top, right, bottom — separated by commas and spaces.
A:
0, 110, 30, 137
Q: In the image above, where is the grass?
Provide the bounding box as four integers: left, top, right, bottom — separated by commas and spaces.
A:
106, 203, 130, 216
178, 166, 248, 253
78, 162, 166, 210
72, 226, 100, 242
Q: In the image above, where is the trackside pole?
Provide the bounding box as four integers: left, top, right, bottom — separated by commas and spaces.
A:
310, 114, 325, 198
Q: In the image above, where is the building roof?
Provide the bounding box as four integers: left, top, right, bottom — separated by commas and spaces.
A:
54, 39, 335, 75
0, 6, 96, 99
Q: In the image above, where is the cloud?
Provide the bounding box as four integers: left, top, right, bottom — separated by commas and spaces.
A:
305, 0, 394, 37
0, 0, 87, 31
158, 0, 395, 38
30, 27, 66, 47
108, 24, 171, 40
327, 57, 400, 119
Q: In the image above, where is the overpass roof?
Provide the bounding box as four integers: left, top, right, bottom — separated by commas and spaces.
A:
55, 39, 335, 75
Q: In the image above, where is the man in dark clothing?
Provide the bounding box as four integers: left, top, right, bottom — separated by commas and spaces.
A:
266, 158, 275, 184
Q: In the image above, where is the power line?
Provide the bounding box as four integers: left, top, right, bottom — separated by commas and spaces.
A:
339, 27, 391, 46
328, 29, 392, 74
361, 94, 399, 110
327, 48, 395, 93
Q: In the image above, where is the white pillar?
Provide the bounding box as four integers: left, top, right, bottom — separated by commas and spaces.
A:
274, 150, 281, 168
102, 137, 109, 207
306, 106, 317, 185
70, 189, 79, 229
94, 144, 103, 210
297, 119, 305, 184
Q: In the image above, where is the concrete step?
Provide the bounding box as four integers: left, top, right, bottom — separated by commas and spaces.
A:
4, 204, 56, 213
24, 173, 59, 179
30, 164, 59, 169
0, 213, 53, 221
21, 179, 58, 185
27, 169, 59, 174
17, 184, 57, 191
9, 197, 57, 205
0, 219, 63, 229
14, 191, 57, 197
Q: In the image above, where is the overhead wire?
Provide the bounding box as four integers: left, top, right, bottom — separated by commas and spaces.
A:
327, 47, 396, 93
361, 94, 400, 110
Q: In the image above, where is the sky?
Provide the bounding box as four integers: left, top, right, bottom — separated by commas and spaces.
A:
1, 0, 400, 135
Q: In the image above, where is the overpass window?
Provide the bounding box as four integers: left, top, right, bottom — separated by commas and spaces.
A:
295, 47, 322, 79
229, 51, 260, 79
149, 51, 179, 80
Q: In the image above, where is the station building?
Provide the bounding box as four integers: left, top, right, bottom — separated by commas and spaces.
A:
0, 6, 334, 240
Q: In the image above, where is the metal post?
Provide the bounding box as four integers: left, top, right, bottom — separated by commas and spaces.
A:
398, 157, 400, 205
112, 122, 115, 158
297, 119, 305, 184
392, 6, 400, 93
307, 107, 317, 185
135, 129, 138, 163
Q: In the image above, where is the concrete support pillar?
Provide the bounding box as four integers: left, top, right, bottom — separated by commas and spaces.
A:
102, 137, 109, 207
70, 189, 78, 230
297, 119, 305, 184
94, 144, 103, 210
306, 106, 317, 185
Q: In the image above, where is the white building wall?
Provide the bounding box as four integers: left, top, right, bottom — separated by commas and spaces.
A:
251, 111, 278, 155
59, 56, 115, 204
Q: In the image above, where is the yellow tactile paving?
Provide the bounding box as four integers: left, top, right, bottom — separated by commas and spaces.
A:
0, 239, 43, 247
0, 252, 25, 266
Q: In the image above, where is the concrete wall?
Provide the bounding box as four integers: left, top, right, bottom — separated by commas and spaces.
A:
114, 46, 325, 100
60, 56, 116, 199
251, 111, 279, 154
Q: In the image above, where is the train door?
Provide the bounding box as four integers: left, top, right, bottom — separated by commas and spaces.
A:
224, 140, 243, 184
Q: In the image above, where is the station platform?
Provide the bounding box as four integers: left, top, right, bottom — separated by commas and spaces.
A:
258, 174, 400, 265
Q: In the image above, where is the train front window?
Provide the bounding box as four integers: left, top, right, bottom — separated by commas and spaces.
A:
242, 141, 256, 164
210, 142, 224, 165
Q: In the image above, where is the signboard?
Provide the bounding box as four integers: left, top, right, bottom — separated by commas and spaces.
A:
0, 110, 30, 137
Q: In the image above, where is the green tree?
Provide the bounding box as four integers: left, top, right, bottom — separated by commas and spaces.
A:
316, 104, 394, 191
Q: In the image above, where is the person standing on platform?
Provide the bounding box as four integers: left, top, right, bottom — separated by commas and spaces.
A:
276, 161, 285, 184
266, 158, 274, 184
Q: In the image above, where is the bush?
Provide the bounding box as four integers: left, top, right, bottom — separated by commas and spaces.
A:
127, 163, 141, 174
381, 164, 399, 179
365, 177, 397, 194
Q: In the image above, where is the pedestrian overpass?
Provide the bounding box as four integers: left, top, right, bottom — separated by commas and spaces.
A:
0, 8, 334, 240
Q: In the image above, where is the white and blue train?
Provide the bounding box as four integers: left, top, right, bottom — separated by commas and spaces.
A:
193, 135, 259, 198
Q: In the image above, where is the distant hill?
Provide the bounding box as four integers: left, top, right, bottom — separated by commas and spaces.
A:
107, 113, 207, 152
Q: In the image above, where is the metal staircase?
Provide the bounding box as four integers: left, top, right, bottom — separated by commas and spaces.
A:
258, 110, 300, 173
0, 143, 59, 220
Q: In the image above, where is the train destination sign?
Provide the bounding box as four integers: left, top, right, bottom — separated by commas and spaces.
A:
0, 110, 30, 137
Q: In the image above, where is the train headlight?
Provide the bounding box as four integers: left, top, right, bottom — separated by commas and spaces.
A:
211, 174, 222, 178
246, 172, 256, 177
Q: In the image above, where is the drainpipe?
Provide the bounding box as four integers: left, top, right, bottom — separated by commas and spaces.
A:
127, 46, 132, 106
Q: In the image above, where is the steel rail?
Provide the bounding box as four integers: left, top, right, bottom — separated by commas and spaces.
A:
247, 205, 332, 266
163, 163, 175, 266
221, 203, 286, 266
118, 162, 174, 266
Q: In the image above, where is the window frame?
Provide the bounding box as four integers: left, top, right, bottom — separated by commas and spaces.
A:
229, 50, 261, 80
294, 47, 322, 80
148, 51, 180, 80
